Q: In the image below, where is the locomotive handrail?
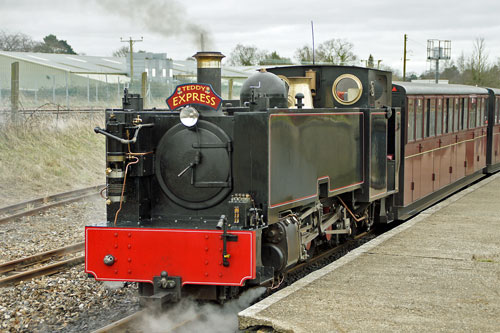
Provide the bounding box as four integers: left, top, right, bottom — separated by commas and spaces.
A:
93, 123, 154, 144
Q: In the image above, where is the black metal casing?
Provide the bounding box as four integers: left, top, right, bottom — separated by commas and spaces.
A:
104, 65, 399, 228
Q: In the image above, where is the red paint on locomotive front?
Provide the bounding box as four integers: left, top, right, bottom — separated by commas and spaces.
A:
85, 227, 256, 286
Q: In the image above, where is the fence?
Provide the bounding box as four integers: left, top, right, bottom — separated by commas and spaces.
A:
0, 61, 247, 113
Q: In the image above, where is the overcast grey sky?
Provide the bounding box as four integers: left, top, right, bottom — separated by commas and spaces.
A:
2, 0, 498, 74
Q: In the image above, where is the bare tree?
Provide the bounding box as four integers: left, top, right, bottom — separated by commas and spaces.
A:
228, 44, 263, 66
0, 31, 37, 51
259, 51, 292, 65
294, 45, 314, 63
469, 37, 489, 86
316, 38, 357, 65
112, 46, 130, 57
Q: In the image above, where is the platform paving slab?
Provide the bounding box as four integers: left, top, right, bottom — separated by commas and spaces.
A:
239, 174, 500, 333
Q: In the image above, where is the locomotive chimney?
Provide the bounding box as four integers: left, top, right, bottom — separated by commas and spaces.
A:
193, 51, 225, 96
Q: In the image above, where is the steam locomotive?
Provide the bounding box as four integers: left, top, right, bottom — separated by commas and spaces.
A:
85, 52, 500, 306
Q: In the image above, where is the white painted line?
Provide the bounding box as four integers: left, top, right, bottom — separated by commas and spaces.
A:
239, 172, 500, 319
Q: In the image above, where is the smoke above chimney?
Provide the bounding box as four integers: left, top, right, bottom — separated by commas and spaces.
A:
98, 0, 214, 50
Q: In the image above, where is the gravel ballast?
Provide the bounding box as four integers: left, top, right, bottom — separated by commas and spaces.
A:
0, 197, 140, 332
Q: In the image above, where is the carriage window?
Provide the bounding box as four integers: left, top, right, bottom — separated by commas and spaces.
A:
462, 97, 469, 129
480, 98, 486, 126
436, 98, 443, 135
416, 98, 423, 140
407, 98, 415, 142
426, 99, 435, 137
477, 98, 482, 126
469, 97, 477, 128
460, 98, 468, 130
446, 98, 453, 134
454, 98, 460, 132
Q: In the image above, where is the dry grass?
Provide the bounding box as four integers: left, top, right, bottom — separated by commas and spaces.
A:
0, 113, 106, 206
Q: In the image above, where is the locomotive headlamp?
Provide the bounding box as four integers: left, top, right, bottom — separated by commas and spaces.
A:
179, 106, 199, 127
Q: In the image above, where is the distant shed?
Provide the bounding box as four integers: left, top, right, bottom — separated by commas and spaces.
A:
0, 51, 131, 107
0, 51, 130, 89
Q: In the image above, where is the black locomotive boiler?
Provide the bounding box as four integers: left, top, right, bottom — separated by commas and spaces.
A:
85, 51, 402, 306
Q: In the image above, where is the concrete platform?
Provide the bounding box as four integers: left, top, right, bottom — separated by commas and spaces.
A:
239, 174, 500, 332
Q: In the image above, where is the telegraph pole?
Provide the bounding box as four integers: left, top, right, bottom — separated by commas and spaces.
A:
121, 36, 143, 79
403, 34, 408, 81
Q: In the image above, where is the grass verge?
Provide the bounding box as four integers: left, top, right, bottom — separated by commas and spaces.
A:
0, 113, 105, 206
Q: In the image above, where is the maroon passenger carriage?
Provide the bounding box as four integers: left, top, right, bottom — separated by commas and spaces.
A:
392, 82, 500, 219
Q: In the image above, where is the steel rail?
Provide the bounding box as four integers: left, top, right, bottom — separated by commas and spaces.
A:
91, 310, 147, 333
287, 229, 374, 275
0, 242, 85, 275
165, 314, 203, 333
0, 255, 85, 287
92, 310, 202, 333
0, 185, 104, 225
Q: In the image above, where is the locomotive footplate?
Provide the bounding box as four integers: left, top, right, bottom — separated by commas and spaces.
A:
85, 226, 256, 287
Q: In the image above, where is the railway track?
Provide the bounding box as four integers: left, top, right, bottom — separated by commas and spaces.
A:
91, 310, 202, 333
0, 242, 85, 287
91, 310, 146, 333
287, 229, 376, 276
0, 185, 104, 225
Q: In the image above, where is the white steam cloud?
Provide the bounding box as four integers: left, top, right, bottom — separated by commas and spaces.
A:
139, 287, 266, 332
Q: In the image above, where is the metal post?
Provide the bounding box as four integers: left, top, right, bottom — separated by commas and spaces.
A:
311, 21, 315, 65
11, 62, 19, 122
65, 71, 69, 110
403, 34, 408, 81
95, 81, 98, 102
34, 81, 38, 105
141, 71, 147, 107
146, 82, 151, 105
435, 59, 439, 84
52, 75, 55, 103
228, 79, 233, 100
87, 75, 90, 104
105, 74, 109, 101
117, 77, 120, 103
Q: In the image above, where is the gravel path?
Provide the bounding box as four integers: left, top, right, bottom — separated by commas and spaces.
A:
0, 197, 140, 332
